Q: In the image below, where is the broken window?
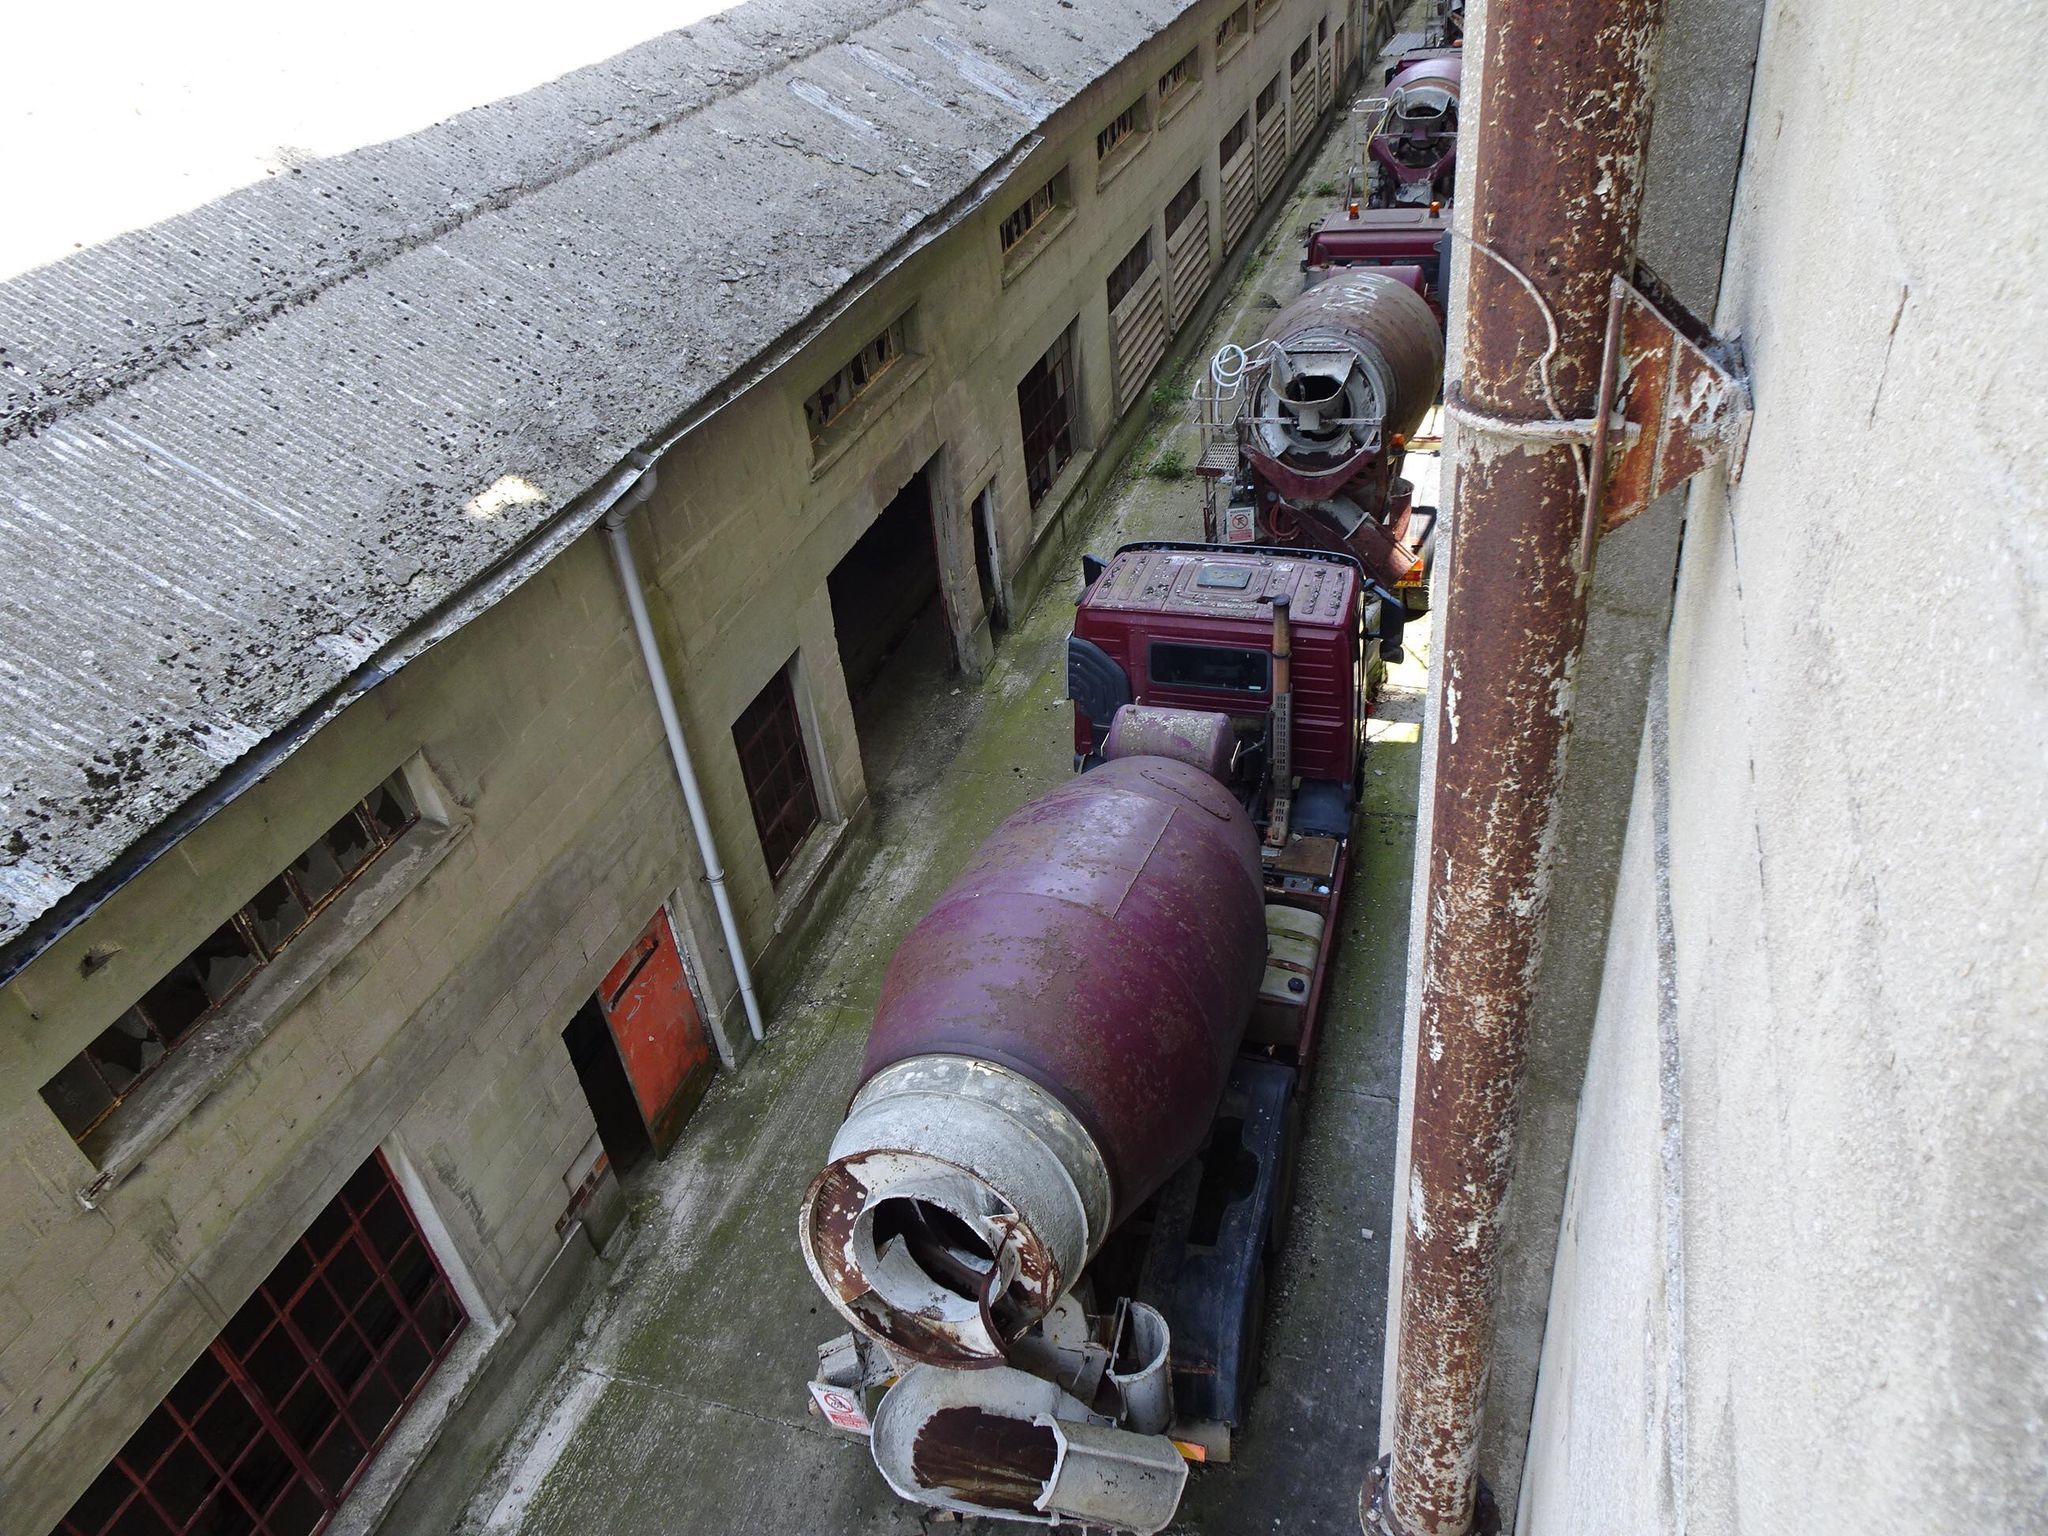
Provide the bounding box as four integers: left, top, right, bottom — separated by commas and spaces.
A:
1158, 48, 1197, 103
732, 663, 821, 882
1167, 173, 1204, 236
1215, 4, 1249, 53
39, 772, 419, 1143
1018, 325, 1078, 508
1258, 74, 1283, 119
803, 319, 906, 444
1107, 233, 1153, 313
999, 171, 1067, 254
1220, 113, 1251, 165
1096, 99, 1146, 164
53, 1153, 464, 1536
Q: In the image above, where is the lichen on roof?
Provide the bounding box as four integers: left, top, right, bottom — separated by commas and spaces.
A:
0, 0, 1197, 962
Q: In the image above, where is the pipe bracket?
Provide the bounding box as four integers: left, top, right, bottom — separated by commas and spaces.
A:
1582, 273, 1753, 554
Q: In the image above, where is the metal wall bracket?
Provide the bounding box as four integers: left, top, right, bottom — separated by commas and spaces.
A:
1581, 273, 1753, 557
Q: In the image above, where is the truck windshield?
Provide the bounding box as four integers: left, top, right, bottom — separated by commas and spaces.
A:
1149, 642, 1270, 695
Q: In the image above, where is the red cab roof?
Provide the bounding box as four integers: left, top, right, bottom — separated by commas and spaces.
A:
1082, 545, 1358, 633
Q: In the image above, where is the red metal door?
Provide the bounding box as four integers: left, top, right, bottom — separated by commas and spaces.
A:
597, 908, 714, 1154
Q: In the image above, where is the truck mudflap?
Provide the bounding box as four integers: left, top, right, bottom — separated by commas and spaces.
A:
868, 1361, 1190, 1533
1138, 1056, 1297, 1429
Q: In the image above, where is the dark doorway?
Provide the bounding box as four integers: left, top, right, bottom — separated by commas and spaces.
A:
971, 481, 1005, 635
828, 464, 944, 704
562, 998, 652, 1178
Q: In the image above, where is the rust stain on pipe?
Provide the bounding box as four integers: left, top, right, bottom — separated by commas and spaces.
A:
1375, 2, 1668, 1534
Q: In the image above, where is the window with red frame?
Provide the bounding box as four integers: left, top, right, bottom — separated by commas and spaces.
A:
52, 1153, 465, 1536
732, 664, 821, 882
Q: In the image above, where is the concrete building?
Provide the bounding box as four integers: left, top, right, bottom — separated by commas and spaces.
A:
0, 1, 1394, 1532
1378, 0, 2048, 1530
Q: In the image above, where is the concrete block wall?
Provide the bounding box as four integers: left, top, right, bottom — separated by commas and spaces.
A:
1514, 0, 2048, 1528
0, 534, 699, 1530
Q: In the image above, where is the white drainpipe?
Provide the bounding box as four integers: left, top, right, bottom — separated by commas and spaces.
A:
601, 463, 766, 1043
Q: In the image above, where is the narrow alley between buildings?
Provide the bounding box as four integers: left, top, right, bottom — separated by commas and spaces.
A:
456, 91, 1438, 1536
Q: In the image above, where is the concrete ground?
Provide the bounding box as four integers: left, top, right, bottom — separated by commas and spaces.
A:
452, 52, 1439, 1536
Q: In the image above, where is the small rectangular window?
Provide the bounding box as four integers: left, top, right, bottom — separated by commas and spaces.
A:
733, 663, 821, 882
40, 770, 422, 1143
1167, 173, 1203, 236
1018, 326, 1078, 508
1149, 641, 1272, 695
1258, 74, 1282, 119
804, 319, 906, 443
1000, 170, 1068, 254
1159, 48, 1197, 102
1319, 17, 1329, 42
1215, 4, 1250, 52
1096, 99, 1146, 163
1220, 113, 1251, 164
1291, 37, 1313, 75
1106, 233, 1153, 312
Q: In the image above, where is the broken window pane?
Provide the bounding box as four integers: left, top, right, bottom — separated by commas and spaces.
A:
85, 1009, 165, 1091
140, 959, 212, 1043
189, 919, 262, 1005
247, 875, 311, 956
362, 779, 416, 842
40, 769, 424, 1145
322, 808, 377, 880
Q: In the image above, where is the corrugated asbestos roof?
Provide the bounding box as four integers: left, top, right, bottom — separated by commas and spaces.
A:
0, 0, 1194, 960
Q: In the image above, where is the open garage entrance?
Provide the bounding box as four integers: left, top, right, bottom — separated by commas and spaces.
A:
828, 463, 945, 705
827, 458, 958, 788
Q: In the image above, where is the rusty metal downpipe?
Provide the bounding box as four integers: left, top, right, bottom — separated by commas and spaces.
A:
1364, 2, 1669, 1534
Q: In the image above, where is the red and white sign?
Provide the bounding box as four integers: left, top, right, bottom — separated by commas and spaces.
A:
808, 1381, 871, 1435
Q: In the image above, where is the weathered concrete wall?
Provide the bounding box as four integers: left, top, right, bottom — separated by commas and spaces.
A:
0, 0, 1355, 1528
1516, 0, 2048, 1528
0, 534, 693, 1531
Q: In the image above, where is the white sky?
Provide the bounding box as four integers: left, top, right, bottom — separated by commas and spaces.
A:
2, 1, 741, 281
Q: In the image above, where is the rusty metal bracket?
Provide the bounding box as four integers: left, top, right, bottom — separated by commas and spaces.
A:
1580, 274, 1753, 562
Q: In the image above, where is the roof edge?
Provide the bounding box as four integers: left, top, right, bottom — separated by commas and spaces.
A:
0, 130, 1044, 987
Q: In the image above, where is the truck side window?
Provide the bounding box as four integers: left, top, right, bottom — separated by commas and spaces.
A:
1149, 642, 1270, 695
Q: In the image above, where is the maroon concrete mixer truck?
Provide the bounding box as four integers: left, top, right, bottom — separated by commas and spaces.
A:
1198, 269, 1445, 630
799, 541, 1390, 1531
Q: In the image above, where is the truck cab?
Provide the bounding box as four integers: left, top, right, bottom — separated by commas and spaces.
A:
1302, 202, 1452, 324
1069, 541, 1382, 1072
